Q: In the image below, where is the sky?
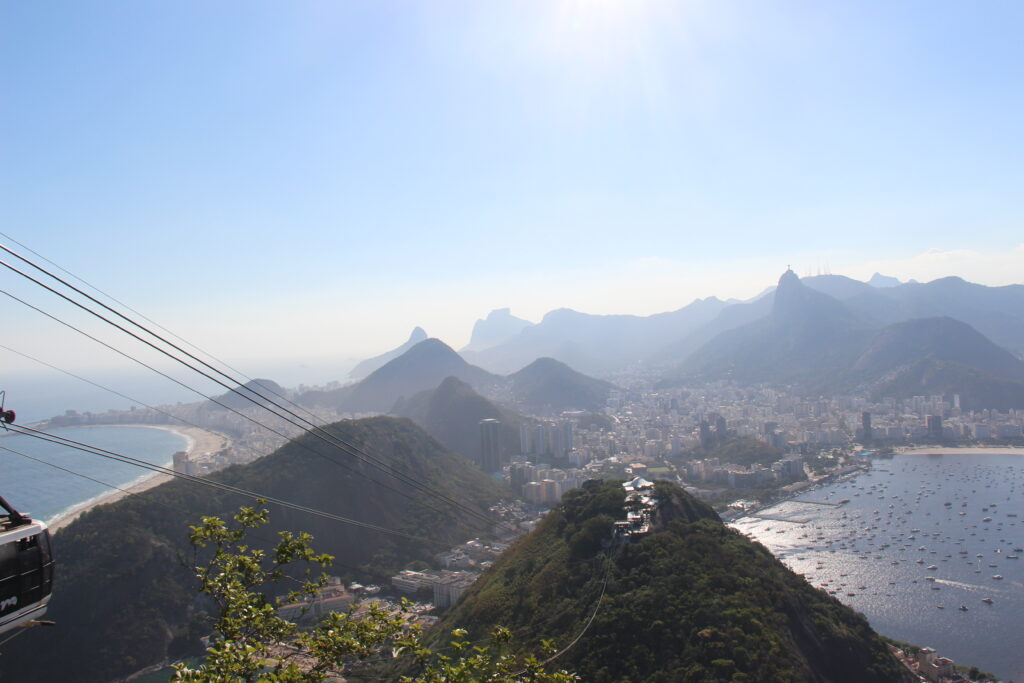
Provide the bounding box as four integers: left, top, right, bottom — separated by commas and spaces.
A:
2, 0, 1023, 400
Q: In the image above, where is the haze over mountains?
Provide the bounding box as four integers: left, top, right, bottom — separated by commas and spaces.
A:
462, 298, 731, 376
205, 378, 289, 413
507, 357, 613, 413
340, 270, 1024, 412
668, 271, 1024, 409
348, 326, 429, 379
461, 308, 533, 353
301, 338, 618, 417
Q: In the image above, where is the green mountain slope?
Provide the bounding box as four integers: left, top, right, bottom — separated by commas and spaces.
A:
687, 435, 784, 468
508, 357, 615, 413
300, 338, 501, 413
869, 358, 1024, 410
204, 377, 288, 412
393, 375, 524, 468
0, 417, 502, 683
843, 276, 1024, 356
851, 316, 1024, 381
434, 480, 912, 683
672, 271, 871, 391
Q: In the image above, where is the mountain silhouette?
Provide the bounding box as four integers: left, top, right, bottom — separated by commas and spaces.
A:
461, 308, 533, 352
302, 339, 500, 413
348, 326, 429, 379
507, 357, 614, 413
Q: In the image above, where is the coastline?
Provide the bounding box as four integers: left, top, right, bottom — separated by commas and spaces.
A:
896, 445, 1024, 455
47, 424, 230, 532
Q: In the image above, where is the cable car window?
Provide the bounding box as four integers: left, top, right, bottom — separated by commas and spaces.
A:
38, 531, 51, 562
0, 542, 19, 615
17, 536, 42, 601
39, 531, 53, 595
0, 542, 16, 575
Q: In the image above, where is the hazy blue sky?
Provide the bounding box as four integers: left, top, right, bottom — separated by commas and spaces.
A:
2, 1, 1023, 386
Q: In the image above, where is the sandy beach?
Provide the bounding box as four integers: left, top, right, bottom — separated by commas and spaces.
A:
897, 445, 1024, 455
48, 424, 230, 532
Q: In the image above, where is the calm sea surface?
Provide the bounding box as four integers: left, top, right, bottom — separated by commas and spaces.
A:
734, 452, 1024, 681
0, 426, 187, 524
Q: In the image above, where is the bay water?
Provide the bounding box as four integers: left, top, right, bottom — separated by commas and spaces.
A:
0, 425, 188, 524
734, 452, 1024, 681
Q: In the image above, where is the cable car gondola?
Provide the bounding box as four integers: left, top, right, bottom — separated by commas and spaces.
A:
0, 495, 53, 635
0, 402, 55, 635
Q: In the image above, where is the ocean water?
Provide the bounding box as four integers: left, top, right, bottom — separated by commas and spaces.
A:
733, 453, 1024, 681
0, 425, 188, 524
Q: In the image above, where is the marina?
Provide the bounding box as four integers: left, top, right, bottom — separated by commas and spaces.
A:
733, 451, 1024, 682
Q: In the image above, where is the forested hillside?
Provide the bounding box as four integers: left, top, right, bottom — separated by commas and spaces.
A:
0, 417, 502, 683
393, 375, 523, 466
434, 480, 913, 683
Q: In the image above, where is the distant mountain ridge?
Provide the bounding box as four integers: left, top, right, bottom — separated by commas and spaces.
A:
463, 297, 730, 375
837, 276, 1024, 357
304, 339, 616, 417
348, 326, 428, 379
851, 316, 1024, 381
507, 357, 614, 414
649, 273, 1024, 370
461, 308, 533, 352
667, 271, 1024, 408
340, 271, 1024, 405
205, 378, 288, 412
868, 272, 902, 288
344, 273, 1022, 381
303, 338, 502, 413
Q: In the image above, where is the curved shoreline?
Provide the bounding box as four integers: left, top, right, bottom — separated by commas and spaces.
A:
896, 445, 1024, 455
48, 424, 230, 532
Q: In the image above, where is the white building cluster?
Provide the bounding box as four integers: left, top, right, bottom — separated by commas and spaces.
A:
614, 477, 658, 538
684, 454, 805, 489
390, 569, 477, 609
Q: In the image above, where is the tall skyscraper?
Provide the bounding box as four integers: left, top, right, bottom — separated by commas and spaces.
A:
534, 424, 547, 456
861, 412, 872, 443
519, 423, 533, 455
699, 420, 712, 449
508, 462, 529, 495
479, 418, 502, 473
560, 421, 575, 456
715, 415, 728, 437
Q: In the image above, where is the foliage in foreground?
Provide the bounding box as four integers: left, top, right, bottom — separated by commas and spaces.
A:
171, 503, 576, 682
